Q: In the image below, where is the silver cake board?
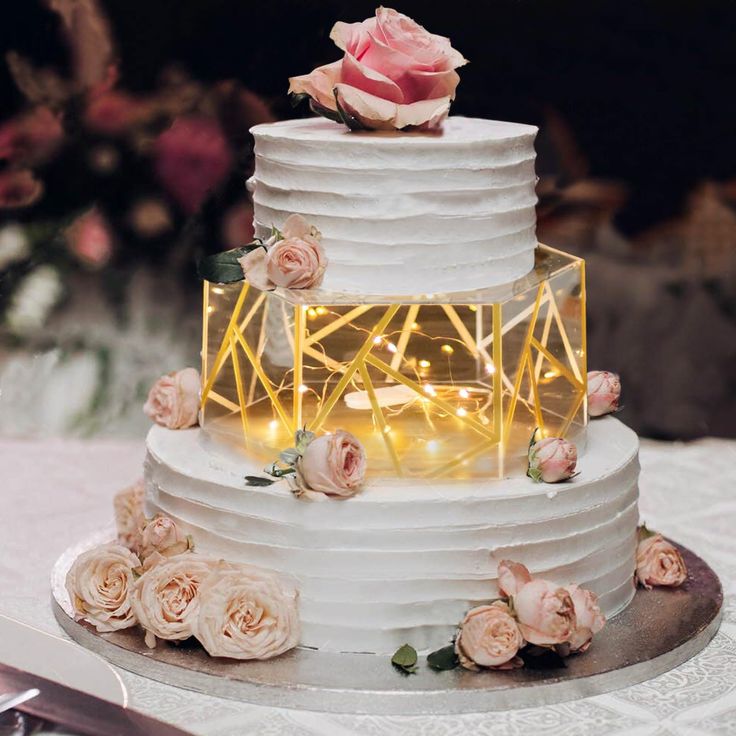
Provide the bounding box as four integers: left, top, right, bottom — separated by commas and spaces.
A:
51, 530, 722, 715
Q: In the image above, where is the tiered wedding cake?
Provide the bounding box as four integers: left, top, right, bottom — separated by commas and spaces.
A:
142, 9, 640, 656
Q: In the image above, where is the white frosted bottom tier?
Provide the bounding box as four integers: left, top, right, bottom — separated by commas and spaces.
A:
144, 417, 639, 654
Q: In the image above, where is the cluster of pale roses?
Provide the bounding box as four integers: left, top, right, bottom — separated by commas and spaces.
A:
65, 480, 299, 660
526, 370, 622, 484
451, 560, 606, 671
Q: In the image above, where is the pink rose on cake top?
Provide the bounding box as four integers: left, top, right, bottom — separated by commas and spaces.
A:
527, 435, 578, 483
587, 370, 622, 417
289, 6, 467, 131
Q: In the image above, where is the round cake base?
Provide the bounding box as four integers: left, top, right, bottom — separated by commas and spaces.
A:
51, 530, 722, 715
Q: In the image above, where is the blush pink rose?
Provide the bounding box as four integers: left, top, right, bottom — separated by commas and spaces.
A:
193, 562, 300, 660
143, 367, 201, 429
289, 7, 467, 131
65, 544, 140, 632
113, 479, 146, 552
131, 555, 214, 648
564, 584, 606, 653
238, 214, 327, 291
528, 437, 578, 483
497, 559, 576, 646
455, 601, 525, 671
154, 116, 232, 214
635, 533, 687, 589
65, 208, 114, 268
0, 106, 64, 164
139, 516, 190, 561
295, 430, 367, 498
587, 370, 621, 417
0, 169, 43, 209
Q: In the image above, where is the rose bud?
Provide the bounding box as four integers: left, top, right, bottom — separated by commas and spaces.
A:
455, 602, 525, 671
587, 370, 621, 417
139, 516, 190, 561
635, 533, 687, 589
527, 437, 577, 483
294, 430, 366, 498
143, 367, 201, 429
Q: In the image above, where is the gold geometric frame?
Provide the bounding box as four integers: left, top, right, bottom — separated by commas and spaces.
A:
200, 245, 587, 480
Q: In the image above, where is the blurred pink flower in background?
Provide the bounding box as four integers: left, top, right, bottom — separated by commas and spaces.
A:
0, 169, 44, 209
222, 199, 255, 248
84, 89, 153, 136
153, 116, 232, 214
0, 107, 64, 164
65, 208, 114, 268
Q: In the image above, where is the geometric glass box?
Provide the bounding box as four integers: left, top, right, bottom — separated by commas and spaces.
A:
200, 245, 587, 480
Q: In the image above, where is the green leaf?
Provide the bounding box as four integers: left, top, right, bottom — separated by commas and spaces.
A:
308, 98, 344, 125
289, 92, 311, 109
391, 644, 418, 674
527, 467, 543, 483
245, 475, 276, 487
519, 645, 567, 670
333, 89, 369, 131
638, 523, 657, 540
279, 447, 300, 466
266, 463, 296, 478
426, 645, 459, 671
197, 243, 263, 283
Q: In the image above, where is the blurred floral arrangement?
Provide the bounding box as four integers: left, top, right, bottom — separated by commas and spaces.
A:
0, 0, 273, 340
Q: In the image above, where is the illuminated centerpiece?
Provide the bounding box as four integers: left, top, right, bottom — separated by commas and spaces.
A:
200, 246, 586, 479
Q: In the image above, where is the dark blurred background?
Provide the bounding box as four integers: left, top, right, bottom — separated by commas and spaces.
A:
1, 0, 734, 440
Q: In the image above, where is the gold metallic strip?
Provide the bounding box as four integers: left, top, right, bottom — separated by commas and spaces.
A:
579, 260, 588, 421
558, 386, 586, 437
492, 302, 503, 439
201, 283, 250, 403
200, 282, 210, 417
530, 337, 584, 391
546, 281, 583, 383
526, 347, 545, 432
233, 328, 292, 433
293, 305, 304, 430
364, 354, 497, 442
478, 293, 551, 349
389, 304, 420, 374
303, 305, 373, 347
248, 298, 269, 405
531, 295, 555, 399
229, 334, 250, 446
358, 363, 403, 477
207, 390, 240, 413
503, 284, 544, 440
310, 305, 400, 432
441, 304, 481, 359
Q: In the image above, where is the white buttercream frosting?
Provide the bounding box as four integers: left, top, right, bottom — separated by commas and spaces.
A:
144, 417, 639, 654
249, 117, 539, 295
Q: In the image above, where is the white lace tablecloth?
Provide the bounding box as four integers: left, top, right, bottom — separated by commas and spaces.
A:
1, 435, 735, 735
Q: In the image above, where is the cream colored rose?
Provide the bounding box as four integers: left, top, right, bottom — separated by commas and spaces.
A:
295, 430, 366, 498
635, 533, 687, 589
139, 516, 190, 561
455, 601, 525, 671
143, 367, 200, 429
193, 562, 300, 660
113, 479, 146, 551
65, 544, 140, 632
131, 555, 214, 648
564, 584, 606, 653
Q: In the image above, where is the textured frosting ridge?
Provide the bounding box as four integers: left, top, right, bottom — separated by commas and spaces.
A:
249, 117, 539, 294
144, 418, 639, 654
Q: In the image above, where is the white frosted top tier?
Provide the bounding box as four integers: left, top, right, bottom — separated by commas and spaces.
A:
249, 117, 539, 295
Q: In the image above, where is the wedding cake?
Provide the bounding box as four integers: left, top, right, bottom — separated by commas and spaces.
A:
141, 8, 639, 656
69, 9, 682, 672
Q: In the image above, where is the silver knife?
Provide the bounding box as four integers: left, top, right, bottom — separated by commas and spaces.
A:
0, 688, 40, 713
0, 662, 193, 735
